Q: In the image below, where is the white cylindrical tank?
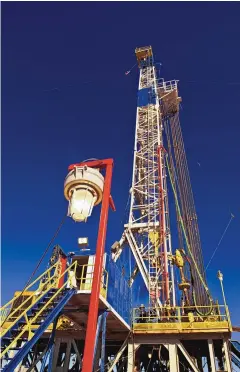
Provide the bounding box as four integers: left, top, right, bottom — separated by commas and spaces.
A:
64, 166, 104, 222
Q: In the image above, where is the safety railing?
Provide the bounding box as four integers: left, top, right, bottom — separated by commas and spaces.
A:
133, 305, 231, 331
76, 264, 108, 299
1, 308, 10, 324
0, 261, 77, 359
0, 262, 59, 327
158, 79, 178, 92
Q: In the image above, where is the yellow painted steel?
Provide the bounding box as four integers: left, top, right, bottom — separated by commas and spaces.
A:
0, 262, 59, 325
133, 321, 230, 333
174, 249, 184, 268
132, 305, 232, 334
1, 261, 109, 359
76, 263, 108, 299
0, 261, 77, 359
135, 46, 153, 66
2, 315, 79, 333
149, 231, 160, 256
1, 308, 10, 324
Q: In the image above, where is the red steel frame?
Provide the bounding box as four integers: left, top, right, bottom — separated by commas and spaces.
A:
57, 255, 67, 288
157, 145, 169, 303
68, 158, 115, 372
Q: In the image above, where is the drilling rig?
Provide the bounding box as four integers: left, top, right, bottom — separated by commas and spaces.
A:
1, 46, 239, 372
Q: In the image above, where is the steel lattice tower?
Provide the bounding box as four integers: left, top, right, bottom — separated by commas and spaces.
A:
113, 46, 208, 308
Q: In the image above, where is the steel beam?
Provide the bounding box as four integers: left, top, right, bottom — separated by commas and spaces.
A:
100, 312, 108, 372
108, 334, 129, 372
208, 340, 216, 372
81, 159, 114, 372
177, 342, 200, 372
127, 339, 135, 372
223, 338, 232, 372
167, 343, 178, 372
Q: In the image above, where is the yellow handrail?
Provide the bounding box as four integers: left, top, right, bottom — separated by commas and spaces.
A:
76, 263, 108, 291
1, 309, 10, 323
0, 262, 58, 312
0, 262, 60, 327
0, 261, 77, 359
1, 267, 60, 328
133, 305, 230, 323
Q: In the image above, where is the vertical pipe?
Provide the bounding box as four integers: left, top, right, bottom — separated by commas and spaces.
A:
93, 314, 103, 368
100, 312, 108, 372
222, 339, 232, 372
168, 344, 178, 372
63, 341, 72, 372
208, 340, 216, 372
127, 338, 134, 372
82, 161, 113, 372
157, 145, 169, 302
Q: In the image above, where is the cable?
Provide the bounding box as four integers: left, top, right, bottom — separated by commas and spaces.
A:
166, 156, 214, 315
125, 63, 137, 75
166, 156, 209, 294
205, 214, 234, 271
2, 213, 67, 327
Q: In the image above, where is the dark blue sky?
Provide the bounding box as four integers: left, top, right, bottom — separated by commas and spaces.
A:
2, 2, 240, 333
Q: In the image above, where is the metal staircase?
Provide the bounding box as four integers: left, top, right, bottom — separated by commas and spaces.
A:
0, 261, 77, 371
231, 341, 240, 369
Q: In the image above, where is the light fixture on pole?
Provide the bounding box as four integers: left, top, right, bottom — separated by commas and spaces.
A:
65, 158, 116, 372
64, 165, 104, 222
217, 270, 227, 311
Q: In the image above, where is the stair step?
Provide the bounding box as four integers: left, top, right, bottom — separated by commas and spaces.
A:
2, 337, 28, 343
32, 320, 44, 325
29, 313, 49, 319
36, 300, 59, 308
2, 337, 13, 342
11, 328, 20, 333
28, 314, 46, 320
18, 321, 27, 326
31, 306, 54, 315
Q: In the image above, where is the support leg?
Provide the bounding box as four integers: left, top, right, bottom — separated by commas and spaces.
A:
72, 340, 82, 367
223, 339, 232, 372
51, 339, 60, 371
168, 344, 178, 372
100, 312, 108, 372
94, 338, 101, 372
93, 314, 103, 371
127, 339, 134, 372
63, 341, 72, 372
93, 314, 103, 364
208, 340, 216, 372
